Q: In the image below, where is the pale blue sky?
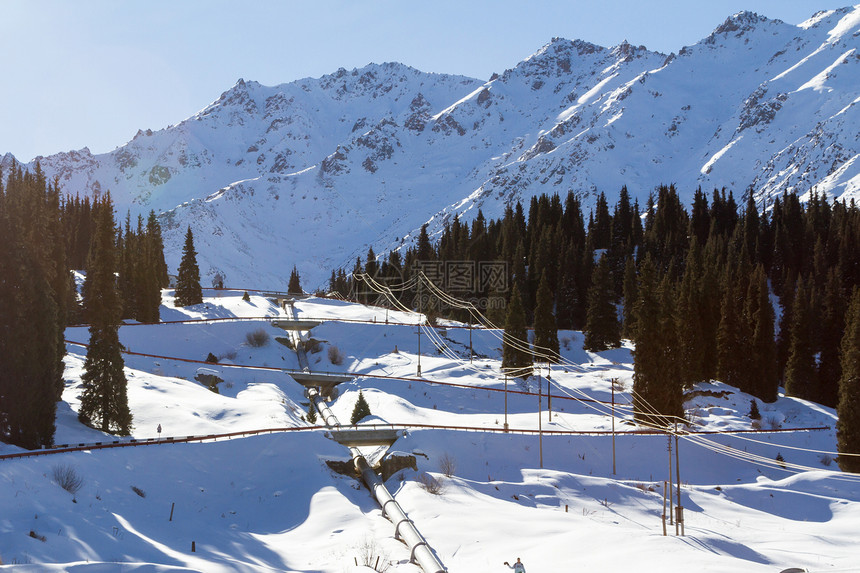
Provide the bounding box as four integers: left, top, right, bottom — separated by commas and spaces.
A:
0, 0, 834, 162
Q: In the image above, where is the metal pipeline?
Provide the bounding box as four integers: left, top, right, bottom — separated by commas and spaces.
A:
286, 304, 445, 572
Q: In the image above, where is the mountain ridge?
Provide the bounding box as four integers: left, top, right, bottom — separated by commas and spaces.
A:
4, 6, 860, 289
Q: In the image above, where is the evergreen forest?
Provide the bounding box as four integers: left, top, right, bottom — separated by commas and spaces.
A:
334, 185, 860, 437
0, 162, 168, 448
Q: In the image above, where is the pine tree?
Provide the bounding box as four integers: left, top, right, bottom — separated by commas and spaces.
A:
175, 226, 202, 307
621, 256, 638, 338
716, 268, 748, 391
146, 211, 169, 288
0, 165, 63, 448
746, 265, 778, 402
784, 276, 817, 400
655, 273, 683, 420
676, 240, 707, 387
502, 283, 532, 375
583, 253, 620, 351
79, 196, 132, 435
288, 265, 303, 295
818, 268, 845, 407
135, 213, 166, 322
350, 390, 372, 424
837, 288, 860, 473
632, 255, 663, 425
532, 273, 559, 362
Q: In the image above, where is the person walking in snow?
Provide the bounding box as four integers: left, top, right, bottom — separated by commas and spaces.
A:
157, 423, 162, 437
504, 557, 526, 572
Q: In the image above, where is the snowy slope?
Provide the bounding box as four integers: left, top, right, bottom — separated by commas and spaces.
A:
5, 7, 860, 289
1, 290, 859, 572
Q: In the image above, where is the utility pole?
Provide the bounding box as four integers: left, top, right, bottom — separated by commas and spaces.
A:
675, 421, 684, 536
546, 364, 552, 419
611, 379, 616, 476
468, 317, 473, 363
538, 369, 543, 469
503, 371, 509, 432
417, 278, 422, 376
667, 433, 674, 525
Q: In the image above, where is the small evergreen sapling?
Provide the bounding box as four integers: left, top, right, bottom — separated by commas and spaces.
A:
748, 399, 761, 420
350, 390, 372, 424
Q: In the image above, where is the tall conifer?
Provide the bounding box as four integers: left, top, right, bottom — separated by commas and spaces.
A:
288, 265, 303, 295
79, 196, 132, 435
632, 256, 664, 425
533, 273, 559, 362
746, 265, 777, 401
837, 288, 860, 473
785, 276, 817, 400
584, 254, 620, 351
175, 226, 202, 307
502, 283, 531, 375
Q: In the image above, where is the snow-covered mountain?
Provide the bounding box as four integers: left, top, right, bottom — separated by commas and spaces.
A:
6, 7, 860, 289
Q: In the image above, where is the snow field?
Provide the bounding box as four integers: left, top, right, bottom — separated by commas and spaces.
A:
1, 291, 858, 571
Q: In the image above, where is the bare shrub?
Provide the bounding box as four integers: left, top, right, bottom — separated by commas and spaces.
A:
52, 464, 84, 495
327, 345, 344, 365
304, 338, 322, 354
131, 485, 146, 498
218, 349, 238, 361
245, 329, 270, 348
354, 536, 392, 572
634, 483, 655, 493
439, 453, 456, 477
417, 472, 443, 495
763, 414, 782, 430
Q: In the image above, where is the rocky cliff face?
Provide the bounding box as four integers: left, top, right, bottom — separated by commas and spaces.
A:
13, 7, 860, 289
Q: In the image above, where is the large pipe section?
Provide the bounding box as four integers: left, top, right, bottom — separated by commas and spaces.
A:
285, 303, 446, 572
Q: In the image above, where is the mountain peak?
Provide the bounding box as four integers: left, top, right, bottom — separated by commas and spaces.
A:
710, 10, 780, 38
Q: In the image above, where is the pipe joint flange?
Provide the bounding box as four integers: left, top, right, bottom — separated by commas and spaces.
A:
393, 517, 413, 540
409, 540, 429, 564
381, 498, 398, 519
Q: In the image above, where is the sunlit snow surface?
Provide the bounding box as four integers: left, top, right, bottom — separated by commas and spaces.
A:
1, 291, 858, 572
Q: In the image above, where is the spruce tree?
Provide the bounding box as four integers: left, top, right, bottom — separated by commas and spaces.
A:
0, 164, 64, 449
676, 240, 707, 387
135, 213, 165, 323
785, 276, 817, 400
746, 265, 778, 402
583, 253, 620, 351
632, 255, 663, 425
532, 272, 560, 362
350, 390, 372, 424
79, 196, 132, 435
621, 256, 638, 338
175, 226, 202, 307
837, 288, 860, 473
655, 273, 683, 420
502, 283, 531, 376
288, 265, 303, 295
818, 268, 845, 407
146, 211, 169, 288
716, 269, 748, 391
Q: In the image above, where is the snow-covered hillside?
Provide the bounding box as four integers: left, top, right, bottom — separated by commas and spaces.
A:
1, 291, 858, 572
4, 7, 860, 288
